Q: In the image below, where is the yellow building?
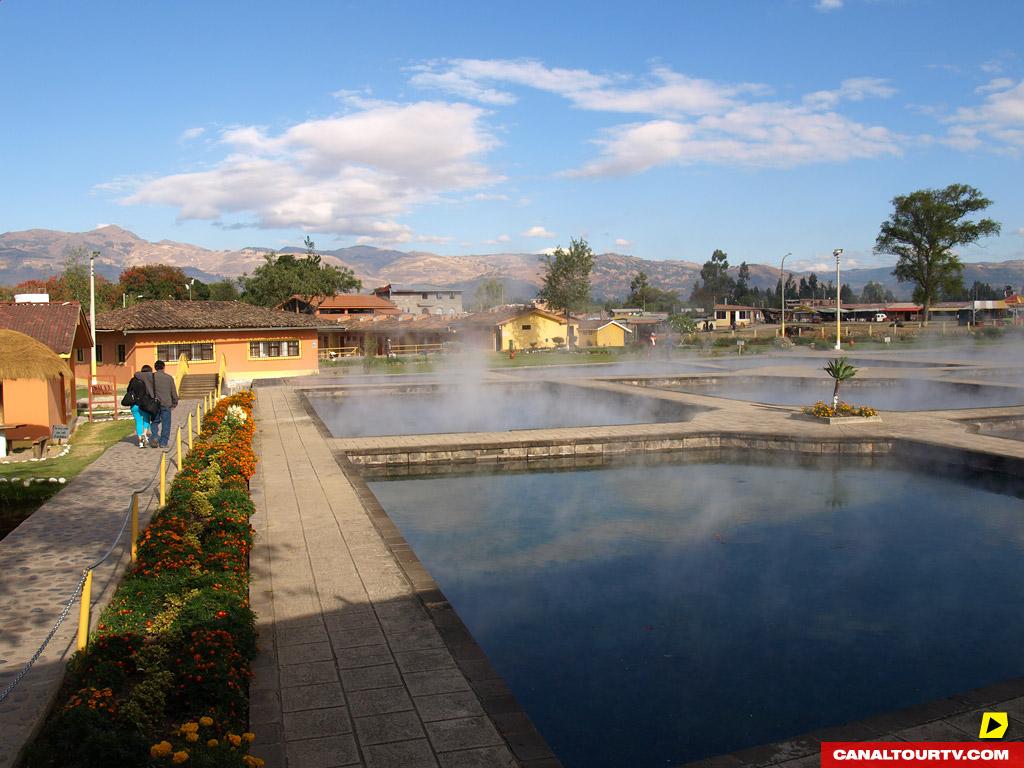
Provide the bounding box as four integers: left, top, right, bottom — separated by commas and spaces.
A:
454, 307, 578, 351
577, 319, 632, 348
712, 304, 761, 330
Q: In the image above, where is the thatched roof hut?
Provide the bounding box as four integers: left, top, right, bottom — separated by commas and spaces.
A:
0, 329, 73, 381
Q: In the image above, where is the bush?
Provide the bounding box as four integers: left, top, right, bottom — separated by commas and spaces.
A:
805, 400, 878, 418
27, 391, 263, 768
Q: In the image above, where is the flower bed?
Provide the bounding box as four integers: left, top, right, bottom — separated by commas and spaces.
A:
26, 391, 265, 768
804, 401, 879, 419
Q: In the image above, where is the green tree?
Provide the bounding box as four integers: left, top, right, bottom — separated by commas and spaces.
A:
824, 357, 858, 408
859, 281, 892, 304
627, 271, 679, 312
240, 240, 361, 308
690, 249, 735, 312
874, 184, 1001, 321
207, 280, 241, 301
536, 237, 594, 349
473, 278, 505, 310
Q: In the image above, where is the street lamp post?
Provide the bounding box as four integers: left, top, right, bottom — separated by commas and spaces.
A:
780, 252, 792, 338
89, 251, 98, 384
834, 248, 843, 351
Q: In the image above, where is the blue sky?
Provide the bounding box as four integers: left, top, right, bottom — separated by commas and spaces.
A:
1, 0, 1022, 271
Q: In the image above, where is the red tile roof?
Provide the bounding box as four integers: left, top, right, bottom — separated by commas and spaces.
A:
0, 301, 91, 356
279, 294, 401, 313
96, 300, 331, 332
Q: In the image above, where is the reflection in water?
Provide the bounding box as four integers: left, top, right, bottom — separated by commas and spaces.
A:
308, 384, 693, 437
667, 379, 1024, 410
370, 458, 1024, 768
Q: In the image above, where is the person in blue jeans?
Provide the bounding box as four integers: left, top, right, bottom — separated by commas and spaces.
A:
126, 365, 156, 448
149, 359, 179, 448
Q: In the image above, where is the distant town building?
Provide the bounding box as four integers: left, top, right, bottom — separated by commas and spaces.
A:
277, 293, 400, 317
712, 304, 762, 330
372, 284, 463, 316
577, 319, 632, 348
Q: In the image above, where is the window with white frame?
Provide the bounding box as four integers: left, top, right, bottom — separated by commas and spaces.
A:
156, 343, 214, 362
249, 340, 300, 358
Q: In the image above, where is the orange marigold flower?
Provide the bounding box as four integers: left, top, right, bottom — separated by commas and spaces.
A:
172, 751, 190, 764
150, 741, 173, 758
207, 739, 219, 748
228, 733, 242, 748
242, 732, 256, 743
199, 716, 214, 727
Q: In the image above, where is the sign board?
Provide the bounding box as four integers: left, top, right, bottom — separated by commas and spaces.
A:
736, 340, 745, 346
51, 424, 70, 441
883, 336, 892, 344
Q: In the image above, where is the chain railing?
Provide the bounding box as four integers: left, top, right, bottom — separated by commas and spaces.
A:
0, 381, 222, 705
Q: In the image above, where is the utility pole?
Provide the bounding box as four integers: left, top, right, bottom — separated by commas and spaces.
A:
780, 253, 791, 338
834, 248, 843, 351
89, 251, 98, 384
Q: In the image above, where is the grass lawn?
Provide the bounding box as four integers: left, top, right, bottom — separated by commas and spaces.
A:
0, 419, 134, 539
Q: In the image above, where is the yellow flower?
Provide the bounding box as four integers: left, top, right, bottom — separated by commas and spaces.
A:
180, 722, 199, 733
172, 751, 190, 764
199, 716, 214, 727
206, 739, 219, 748
228, 733, 242, 748
185, 732, 198, 743
243, 732, 256, 743
150, 741, 173, 758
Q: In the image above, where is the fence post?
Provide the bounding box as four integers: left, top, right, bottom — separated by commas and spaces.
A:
177, 426, 182, 470
159, 452, 166, 507
76, 569, 93, 651
130, 494, 139, 562
196, 402, 202, 428
187, 413, 193, 450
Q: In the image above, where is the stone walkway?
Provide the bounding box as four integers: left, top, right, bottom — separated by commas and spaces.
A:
249, 387, 554, 768
0, 400, 197, 768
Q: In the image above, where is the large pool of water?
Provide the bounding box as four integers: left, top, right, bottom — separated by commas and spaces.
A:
662, 378, 1024, 410
369, 456, 1024, 767
307, 383, 696, 437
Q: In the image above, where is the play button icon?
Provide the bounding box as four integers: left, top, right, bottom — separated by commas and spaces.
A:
980, 712, 1009, 739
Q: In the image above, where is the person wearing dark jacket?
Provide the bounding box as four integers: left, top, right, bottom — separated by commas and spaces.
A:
125, 365, 156, 448
150, 360, 179, 449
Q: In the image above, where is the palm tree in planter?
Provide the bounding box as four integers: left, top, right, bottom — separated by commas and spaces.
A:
824, 357, 858, 409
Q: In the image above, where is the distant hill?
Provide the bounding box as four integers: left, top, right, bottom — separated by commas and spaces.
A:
3, 225, 1022, 301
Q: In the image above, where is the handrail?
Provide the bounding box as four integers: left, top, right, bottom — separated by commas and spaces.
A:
173, 352, 190, 390
0, 381, 222, 705
389, 343, 443, 355
217, 352, 228, 393
318, 346, 360, 361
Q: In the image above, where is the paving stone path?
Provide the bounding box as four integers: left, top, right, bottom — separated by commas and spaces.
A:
0, 400, 197, 768
248, 387, 555, 768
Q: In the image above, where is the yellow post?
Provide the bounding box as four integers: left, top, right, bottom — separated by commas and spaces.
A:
187, 413, 194, 450
176, 426, 182, 469
159, 452, 166, 507
130, 494, 139, 562
76, 569, 93, 651
196, 402, 202, 428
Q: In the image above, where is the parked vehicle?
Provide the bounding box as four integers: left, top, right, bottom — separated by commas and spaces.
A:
872, 313, 888, 323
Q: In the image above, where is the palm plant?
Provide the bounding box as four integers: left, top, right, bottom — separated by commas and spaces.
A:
824, 357, 858, 408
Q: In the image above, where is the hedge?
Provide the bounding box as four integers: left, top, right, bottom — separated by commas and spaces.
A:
26, 391, 265, 768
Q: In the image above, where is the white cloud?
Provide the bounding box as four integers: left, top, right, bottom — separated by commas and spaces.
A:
976, 78, 1014, 94
1016, 227, 1024, 237
415, 234, 454, 245
469, 192, 509, 201
803, 77, 897, 109
614, 238, 631, 248
179, 127, 205, 142
981, 60, 1004, 75
522, 225, 555, 238
118, 101, 502, 237
482, 233, 512, 245
535, 247, 558, 256
815, 0, 843, 10
567, 101, 901, 176
94, 223, 112, 229
944, 79, 1024, 152
411, 59, 900, 176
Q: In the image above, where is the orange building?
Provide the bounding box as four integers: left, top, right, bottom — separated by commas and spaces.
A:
75, 300, 329, 386
0, 300, 92, 439
0, 329, 75, 451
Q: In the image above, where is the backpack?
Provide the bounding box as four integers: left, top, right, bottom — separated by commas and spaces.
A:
123, 374, 161, 417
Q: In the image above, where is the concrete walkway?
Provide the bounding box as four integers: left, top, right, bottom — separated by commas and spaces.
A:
248, 387, 555, 768
0, 401, 197, 768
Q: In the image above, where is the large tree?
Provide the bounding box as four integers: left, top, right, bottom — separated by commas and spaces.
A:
537, 237, 594, 349
874, 184, 1001, 321
120, 264, 192, 301
240, 238, 361, 308
689, 249, 735, 312
473, 278, 505, 310
627, 271, 679, 312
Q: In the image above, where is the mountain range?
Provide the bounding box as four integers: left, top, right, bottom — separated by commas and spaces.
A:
3, 225, 1023, 302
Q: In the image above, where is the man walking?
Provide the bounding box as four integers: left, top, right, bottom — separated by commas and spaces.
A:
150, 360, 179, 449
